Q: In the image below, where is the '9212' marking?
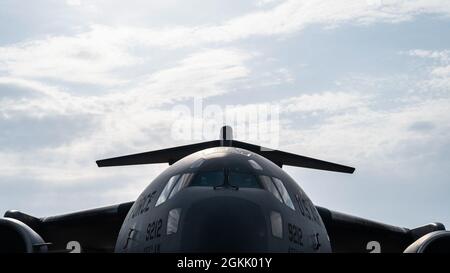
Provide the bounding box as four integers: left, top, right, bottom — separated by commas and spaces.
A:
288, 223, 303, 246
146, 219, 162, 241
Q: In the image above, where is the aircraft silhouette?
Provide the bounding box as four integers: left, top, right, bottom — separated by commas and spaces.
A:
1, 126, 449, 253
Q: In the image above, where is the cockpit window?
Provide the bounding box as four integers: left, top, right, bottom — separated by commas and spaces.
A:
189, 171, 224, 187
188, 170, 262, 189
155, 170, 295, 210
260, 175, 295, 210
272, 177, 296, 211
169, 173, 194, 198
155, 173, 195, 206
156, 174, 180, 207
260, 175, 283, 203
229, 172, 262, 189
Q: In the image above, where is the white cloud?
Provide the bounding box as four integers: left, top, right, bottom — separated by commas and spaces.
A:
277, 74, 450, 175
280, 91, 369, 114
0, 48, 251, 116
316, 98, 449, 159
1, 1, 450, 220
3, 46, 448, 187
173, 0, 450, 42
431, 65, 450, 77
404, 49, 450, 92
0, 77, 105, 118
96, 0, 450, 44
0, 26, 139, 85
0, 48, 253, 186
1, 1, 449, 87
406, 49, 450, 62
66, 0, 81, 6
131, 48, 252, 103
255, 0, 284, 6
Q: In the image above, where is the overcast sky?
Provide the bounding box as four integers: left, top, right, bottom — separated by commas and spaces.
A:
0, 0, 449, 230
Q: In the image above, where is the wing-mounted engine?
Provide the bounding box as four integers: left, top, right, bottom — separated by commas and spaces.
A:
0, 217, 48, 253
404, 230, 450, 253
317, 206, 448, 253
1, 201, 134, 253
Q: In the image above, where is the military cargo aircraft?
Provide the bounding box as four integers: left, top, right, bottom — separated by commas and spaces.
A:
1, 126, 449, 253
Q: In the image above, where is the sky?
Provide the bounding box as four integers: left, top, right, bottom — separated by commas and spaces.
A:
0, 0, 449, 230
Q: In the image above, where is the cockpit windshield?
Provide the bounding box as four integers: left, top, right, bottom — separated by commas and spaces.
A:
228, 172, 261, 189
189, 171, 224, 187
189, 170, 262, 189
154, 153, 297, 211
156, 168, 295, 211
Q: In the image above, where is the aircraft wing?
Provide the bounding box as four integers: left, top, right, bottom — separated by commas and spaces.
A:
3, 201, 134, 253
316, 206, 446, 253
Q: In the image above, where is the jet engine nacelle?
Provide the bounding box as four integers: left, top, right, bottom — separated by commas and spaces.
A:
404, 231, 450, 253
0, 217, 48, 253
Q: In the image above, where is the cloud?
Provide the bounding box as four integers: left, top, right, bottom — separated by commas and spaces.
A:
66, 0, 81, 6
281, 90, 450, 226
403, 49, 450, 92
278, 92, 450, 175
3, 46, 448, 187
130, 48, 252, 103
1, 1, 450, 87
255, 0, 284, 6
406, 49, 450, 62
0, 26, 139, 85
1, 1, 450, 222
134, 0, 450, 45
0, 48, 253, 188
0, 78, 104, 118
431, 65, 450, 77
0, 48, 251, 116
280, 91, 369, 114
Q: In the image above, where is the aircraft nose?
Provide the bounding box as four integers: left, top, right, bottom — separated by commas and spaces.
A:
180, 196, 268, 252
